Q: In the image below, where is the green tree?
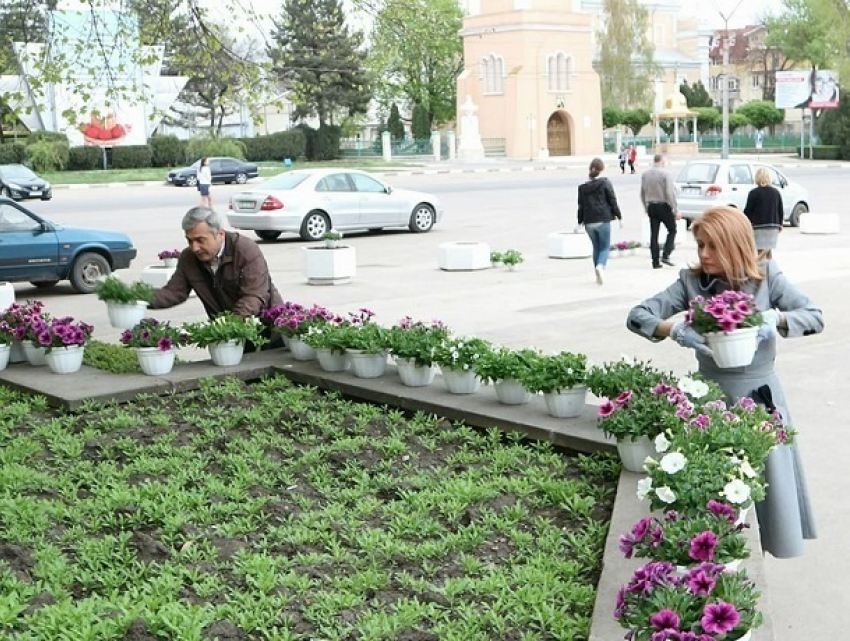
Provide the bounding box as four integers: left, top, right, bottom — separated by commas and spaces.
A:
728, 112, 749, 134
766, 0, 847, 71
620, 108, 651, 136
596, 0, 658, 109
679, 80, 713, 108
366, 0, 462, 129
386, 103, 405, 140
411, 104, 430, 140
602, 106, 623, 129
269, 0, 371, 127
816, 91, 850, 157
735, 101, 785, 132
693, 107, 721, 134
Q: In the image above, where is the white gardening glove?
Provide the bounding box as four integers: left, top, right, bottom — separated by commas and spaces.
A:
670, 321, 713, 358
757, 309, 782, 347
618, 219, 624, 230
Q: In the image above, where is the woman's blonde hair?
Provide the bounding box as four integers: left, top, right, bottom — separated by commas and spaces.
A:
755, 168, 770, 187
690, 206, 763, 287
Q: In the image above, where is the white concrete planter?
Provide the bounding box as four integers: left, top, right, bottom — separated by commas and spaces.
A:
302, 245, 356, 285
0, 282, 14, 312
800, 212, 840, 234
438, 241, 491, 271
140, 265, 177, 288
547, 232, 592, 259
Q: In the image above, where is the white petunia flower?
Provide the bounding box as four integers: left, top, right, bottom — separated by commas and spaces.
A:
655, 486, 677, 503
659, 452, 687, 474
678, 376, 709, 398
636, 477, 653, 500
654, 434, 671, 453
739, 459, 757, 479
721, 479, 752, 504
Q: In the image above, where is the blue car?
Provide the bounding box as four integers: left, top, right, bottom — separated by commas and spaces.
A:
0, 197, 136, 293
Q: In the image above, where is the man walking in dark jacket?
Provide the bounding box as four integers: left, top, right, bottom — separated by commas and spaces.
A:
640, 154, 679, 269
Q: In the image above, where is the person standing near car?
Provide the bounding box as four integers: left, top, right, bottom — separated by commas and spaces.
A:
576, 158, 623, 285
640, 153, 679, 269
150, 207, 283, 348
744, 168, 784, 257
197, 157, 213, 209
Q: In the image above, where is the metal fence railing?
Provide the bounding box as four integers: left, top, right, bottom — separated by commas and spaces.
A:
604, 133, 805, 153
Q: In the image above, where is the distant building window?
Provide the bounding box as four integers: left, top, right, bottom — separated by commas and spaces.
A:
546, 53, 572, 92
480, 53, 504, 94
752, 75, 761, 87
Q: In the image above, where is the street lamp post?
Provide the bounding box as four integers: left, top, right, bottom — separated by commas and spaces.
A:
718, 0, 744, 160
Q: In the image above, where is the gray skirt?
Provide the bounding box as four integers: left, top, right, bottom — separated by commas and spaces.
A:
753, 228, 779, 250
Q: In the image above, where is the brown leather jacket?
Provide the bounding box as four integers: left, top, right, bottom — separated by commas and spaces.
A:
150, 231, 282, 318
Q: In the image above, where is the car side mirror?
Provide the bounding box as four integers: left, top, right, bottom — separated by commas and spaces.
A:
385, 186, 393, 195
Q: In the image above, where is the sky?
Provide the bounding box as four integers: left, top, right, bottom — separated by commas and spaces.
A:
706, 0, 786, 28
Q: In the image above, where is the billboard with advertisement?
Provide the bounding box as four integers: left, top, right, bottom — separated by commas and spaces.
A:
775, 69, 840, 109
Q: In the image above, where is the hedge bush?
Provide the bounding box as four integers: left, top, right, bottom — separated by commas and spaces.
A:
314, 125, 341, 161
238, 130, 306, 162
184, 136, 246, 163
0, 142, 26, 164
797, 145, 842, 160
69, 146, 102, 170
111, 145, 153, 169
149, 135, 185, 167
27, 140, 69, 171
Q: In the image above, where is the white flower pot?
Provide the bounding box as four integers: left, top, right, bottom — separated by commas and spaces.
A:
208, 340, 244, 367
494, 378, 532, 405
0, 281, 14, 311
23, 342, 47, 366
543, 387, 587, 418
302, 245, 356, 285
616, 436, 657, 473
346, 350, 388, 378
288, 337, 317, 361
704, 327, 759, 368
45, 345, 85, 374
395, 357, 436, 387
135, 347, 176, 376
8, 339, 26, 364
0, 343, 10, 371
316, 348, 349, 372
441, 367, 481, 394
163, 257, 178, 268
106, 301, 148, 330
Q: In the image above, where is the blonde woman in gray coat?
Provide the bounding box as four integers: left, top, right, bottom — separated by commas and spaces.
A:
626, 205, 824, 558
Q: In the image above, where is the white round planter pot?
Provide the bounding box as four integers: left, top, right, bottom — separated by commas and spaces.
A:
135, 347, 176, 376
23, 342, 48, 367
0, 343, 10, 371
346, 351, 388, 379
45, 345, 85, 374
494, 379, 532, 405
441, 367, 481, 394
208, 340, 244, 367
543, 387, 587, 418
616, 436, 657, 473
704, 327, 759, 369
316, 348, 349, 372
288, 337, 318, 361
395, 358, 436, 387
106, 301, 149, 330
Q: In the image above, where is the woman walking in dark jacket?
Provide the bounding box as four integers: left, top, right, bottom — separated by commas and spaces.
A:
577, 158, 623, 285
743, 168, 784, 256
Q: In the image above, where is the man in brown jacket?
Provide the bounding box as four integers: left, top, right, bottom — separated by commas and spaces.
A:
150, 206, 283, 320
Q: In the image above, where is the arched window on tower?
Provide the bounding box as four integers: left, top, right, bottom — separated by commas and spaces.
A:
480, 53, 504, 94
546, 53, 572, 92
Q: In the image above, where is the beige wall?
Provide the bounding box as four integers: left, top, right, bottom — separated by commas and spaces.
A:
458, 0, 603, 157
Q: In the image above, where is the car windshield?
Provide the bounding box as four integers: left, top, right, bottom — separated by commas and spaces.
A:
0, 165, 38, 180
261, 172, 311, 190
677, 164, 719, 184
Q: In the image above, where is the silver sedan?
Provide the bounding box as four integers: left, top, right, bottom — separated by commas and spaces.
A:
226, 168, 444, 241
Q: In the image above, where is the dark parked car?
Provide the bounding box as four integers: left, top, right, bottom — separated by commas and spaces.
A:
0, 164, 52, 201
0, 197, 136, 293
166, 157, 259, 187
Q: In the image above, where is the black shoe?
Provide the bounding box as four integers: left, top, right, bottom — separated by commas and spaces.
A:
661, 258, 674, 266
652, 263, 663, 269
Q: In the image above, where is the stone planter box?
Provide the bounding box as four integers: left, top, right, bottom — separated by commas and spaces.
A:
438, 241, 491, 271
547, 232, 592, 259
140, 264, 177, 288
800, 212, 839, 234
302, 245, 356, 285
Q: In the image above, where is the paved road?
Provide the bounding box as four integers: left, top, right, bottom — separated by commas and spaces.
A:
8, 162, 848, 640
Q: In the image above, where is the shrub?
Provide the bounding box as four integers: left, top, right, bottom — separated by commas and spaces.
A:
0, 142, 27, 164
111, 145, 153, 169
69, 146, 102, 170
148, 134, 185, 167
294, 124, 317, 160
313, 125, 341, 161
797, 145, 841, 160
184, 135, 246, 163
26, 140, 68, 171
239, 130, 306, 162
26, 131, 70, 144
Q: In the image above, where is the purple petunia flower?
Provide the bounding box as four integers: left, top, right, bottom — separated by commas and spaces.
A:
650, 608, 681, 631
615, 390, 633, 407
701, 601, 740, 635
688, 531, 718, 562
686, 569, 716, 596
707, 500, 737, 523
598, 400, 617, 417
157, 336, 173, 352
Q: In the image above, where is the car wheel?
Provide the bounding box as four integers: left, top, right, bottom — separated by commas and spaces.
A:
186, 175, 198, 187
236, 173, 248, 184
69, 252, 111, 294
255, 230, 282, 241
409, 203, 435, 233
789, 202, 808, 227
300, 211, 330, 241
30, 280, 59, 288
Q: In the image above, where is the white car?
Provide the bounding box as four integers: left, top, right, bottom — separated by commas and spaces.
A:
226, 168, 443, 241
674, 160, 810, 226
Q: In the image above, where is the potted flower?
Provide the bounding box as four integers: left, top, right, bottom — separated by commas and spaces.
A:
36, 316, 94, 374
158, 249, 182, 268
614, 240, 630, 256
341, 319, 390, 379
500, 248, 524, 270
615, 561, 763, 641
322, 229, 343, 249
432, 336, 493, 394
263, 302, 335, 361
619, 500, 751, 572
586, 357, 672, 402
521, 351, 589, 418
386, 317, 450, 387
474, 346, 539, 405
183, 312, 266, 367
0, 320, 14, 371
95, 277, 154, 330
120, 318, 187, 376
1, 300, 47, 365
628, 240, 643, 252
638, 447, 767, 517
490, 250, 503, 267
303, 314, 353, 372
685, 291, 763, 368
